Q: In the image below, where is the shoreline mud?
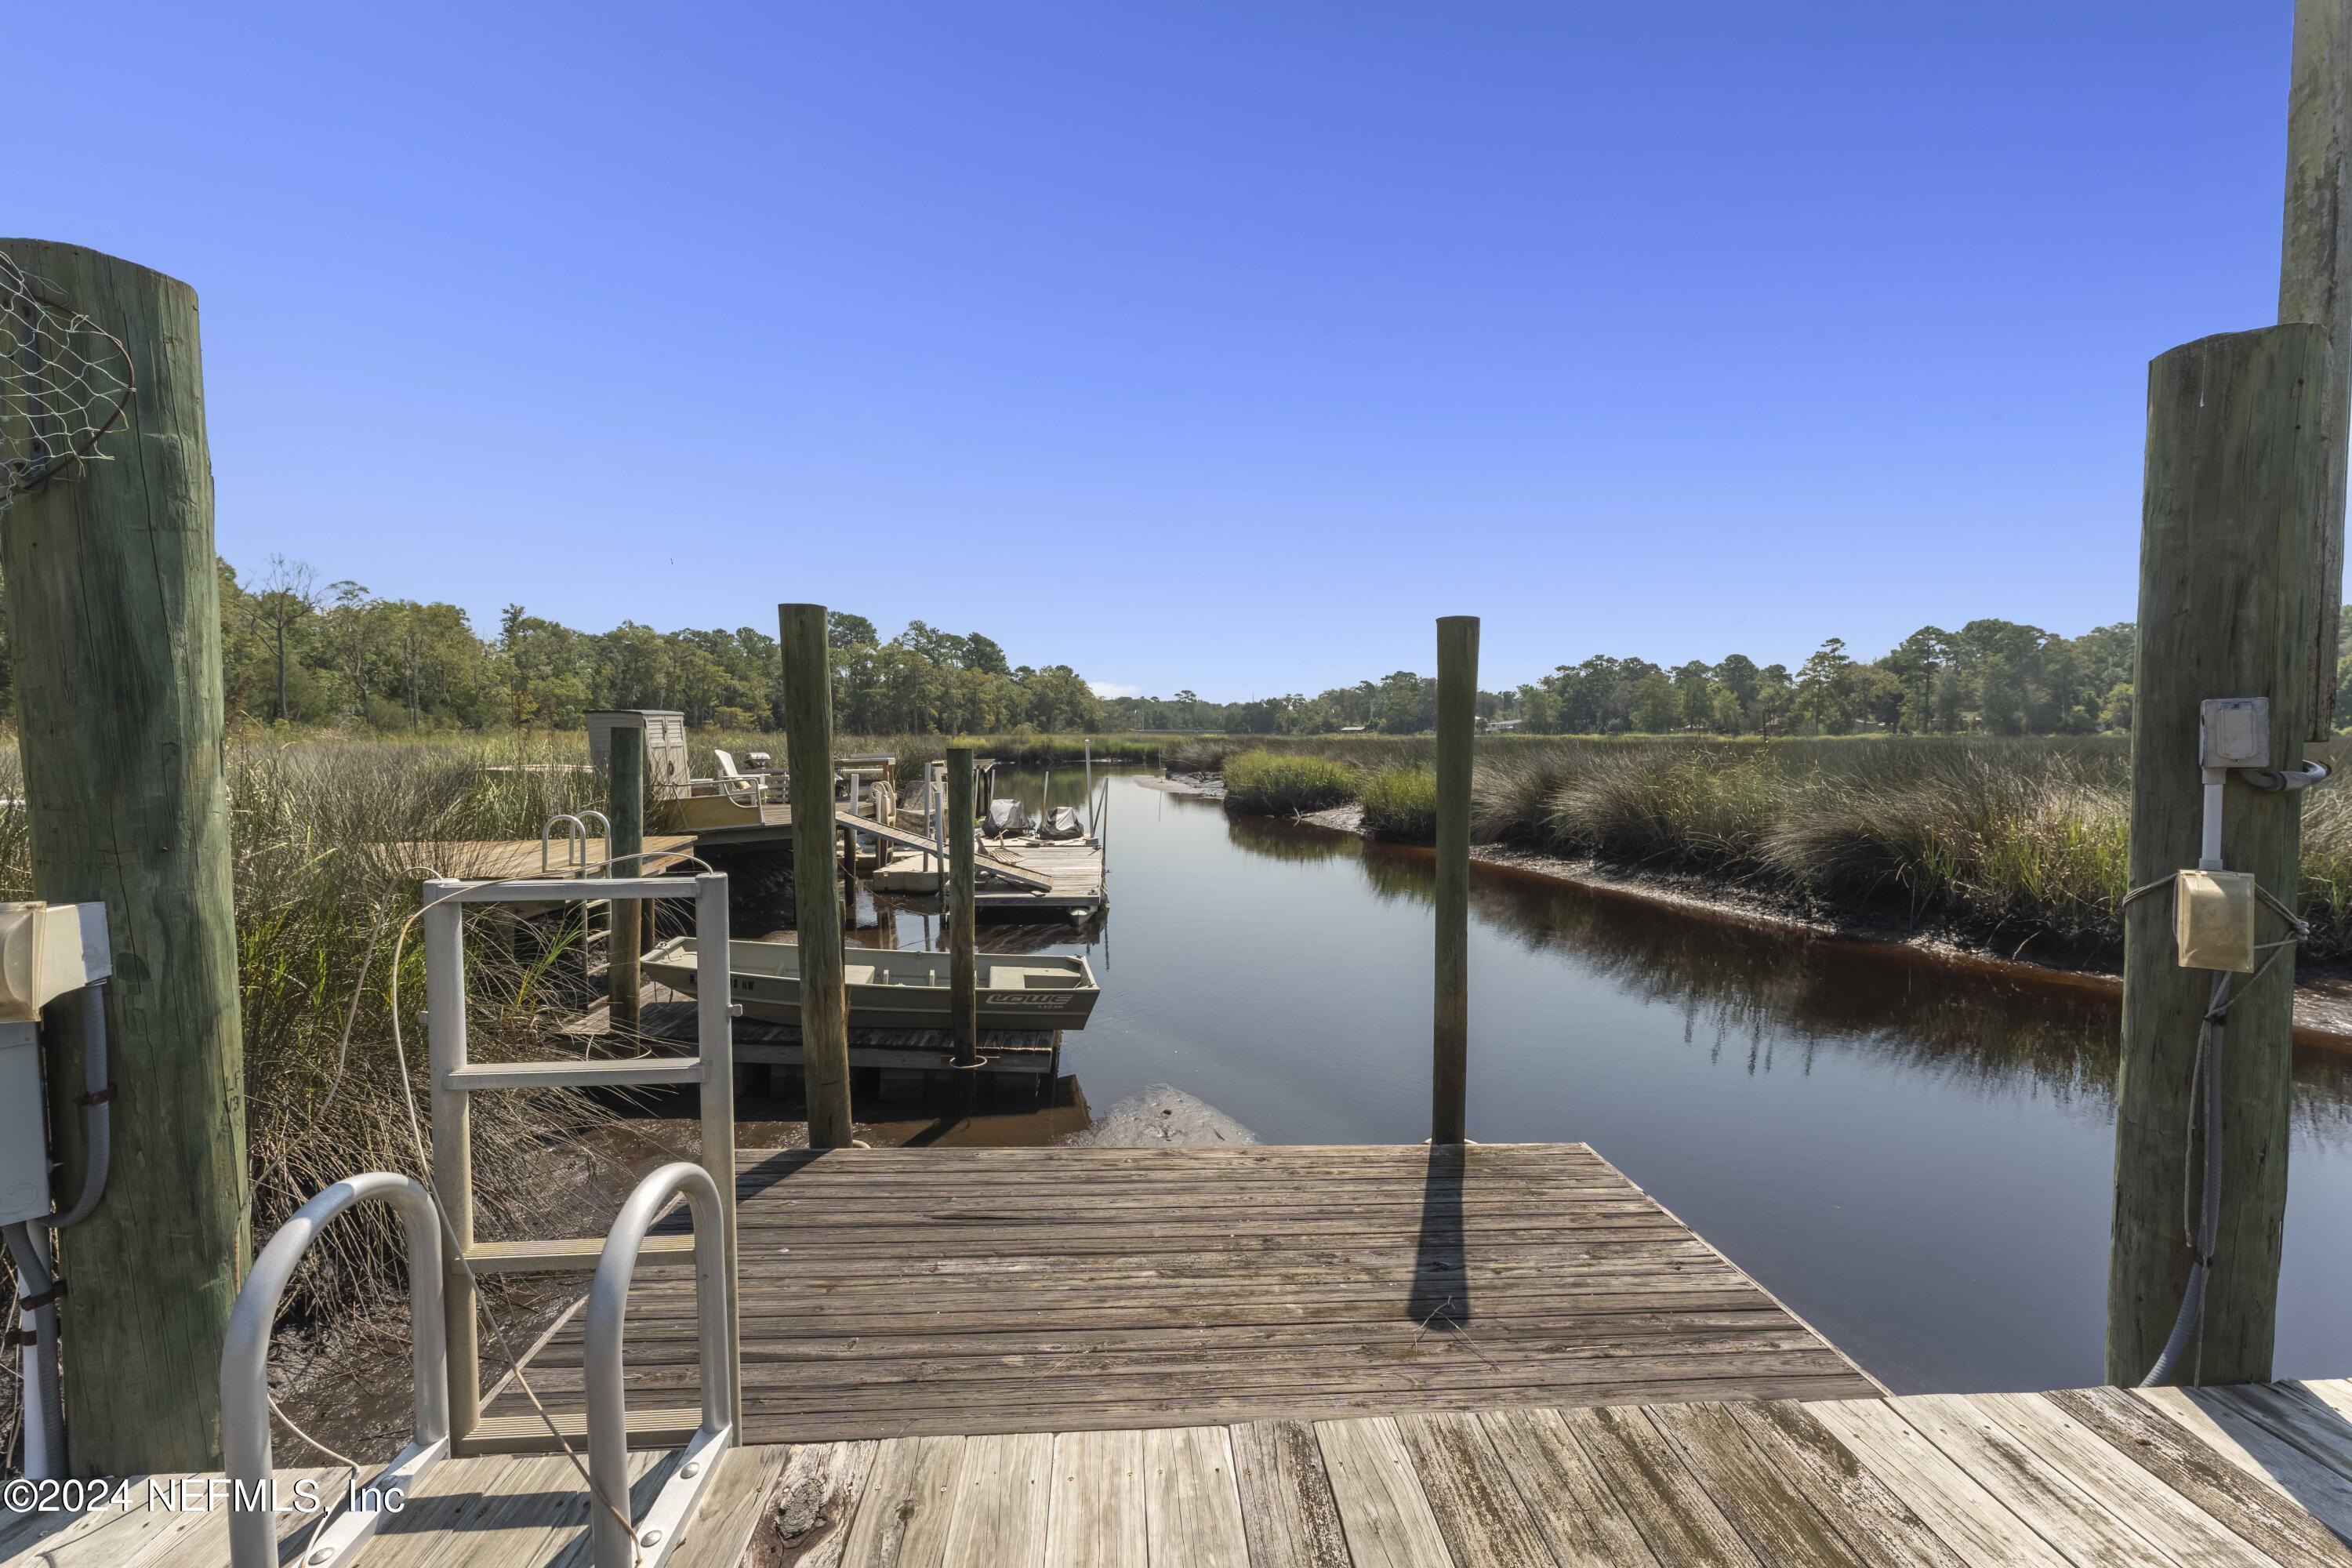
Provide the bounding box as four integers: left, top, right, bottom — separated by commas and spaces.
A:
1255, 793, 2352, 1044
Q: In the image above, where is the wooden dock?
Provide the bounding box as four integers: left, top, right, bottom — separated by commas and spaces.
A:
970, 838, 1106, 916
372, 834, 699, 883
480, 1144, 1875, 1443
24, 1382, 2352, 1565
17, 1145, 2352, 1566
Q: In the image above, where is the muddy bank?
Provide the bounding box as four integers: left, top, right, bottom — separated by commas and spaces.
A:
1060, 1085, 1259, 1146
1243, 797, 2352, 1043
1463, 844, 2352, 1039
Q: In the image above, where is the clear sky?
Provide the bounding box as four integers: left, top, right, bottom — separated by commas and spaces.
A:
15, 2, 2308, 701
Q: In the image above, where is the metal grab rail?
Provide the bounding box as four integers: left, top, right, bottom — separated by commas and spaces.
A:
586, 1162, 734, 1568
223, 1173, 448, 1568
542, 812, 590, 873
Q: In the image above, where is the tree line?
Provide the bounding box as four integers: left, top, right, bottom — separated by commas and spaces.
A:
0, 556, 1109, 735
1103, 619, 2163, 736
9, 558, 2348, 739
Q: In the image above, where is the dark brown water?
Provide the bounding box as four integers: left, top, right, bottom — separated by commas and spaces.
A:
866, 768, 2352, 1395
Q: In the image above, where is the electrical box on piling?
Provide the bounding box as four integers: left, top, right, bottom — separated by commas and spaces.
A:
2175, 870, 2258, 973
0, 902, 112, 1225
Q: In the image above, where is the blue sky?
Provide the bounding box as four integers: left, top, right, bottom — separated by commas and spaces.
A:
16, 3, 2303, 701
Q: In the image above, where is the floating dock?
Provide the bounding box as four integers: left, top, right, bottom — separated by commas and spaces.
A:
866, 838, 1108, 916
16, 1145, 2352, 1566
969, 838, 1107, 917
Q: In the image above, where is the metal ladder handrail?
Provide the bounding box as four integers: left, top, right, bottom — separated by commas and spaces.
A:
578, 810, 612, 869
542, 812, 590, 874
586, 1162, 734, 1568
223, 1173, 448, 1568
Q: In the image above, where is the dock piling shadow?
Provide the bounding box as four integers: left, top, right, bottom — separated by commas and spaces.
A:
1407, 1141, 1470, 1331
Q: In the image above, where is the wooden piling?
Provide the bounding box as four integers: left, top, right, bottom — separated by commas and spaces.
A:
779, 604, 853, 1147
2279, 0, 2352, 739
608, 724, 644, 1033
947, 746, 978, 1072
0, 240, 246, 1472
1432, 615, 1478, 1145
2108, 325, 2325, 1385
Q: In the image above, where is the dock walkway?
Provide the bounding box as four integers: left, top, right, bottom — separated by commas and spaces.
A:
479, 1143, 1875, 1443
16, 1145, 2352, 1565
18, 1382, 2352, 1564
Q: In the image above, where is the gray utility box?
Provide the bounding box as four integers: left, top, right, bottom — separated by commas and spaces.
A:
0, 902, 112, 1225
587, 710, 691, 801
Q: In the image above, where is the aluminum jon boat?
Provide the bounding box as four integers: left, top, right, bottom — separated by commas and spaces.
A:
641, 935, 1101, 1031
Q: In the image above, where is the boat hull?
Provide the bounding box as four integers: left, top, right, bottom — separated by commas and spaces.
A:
642, 937, 1099, 1032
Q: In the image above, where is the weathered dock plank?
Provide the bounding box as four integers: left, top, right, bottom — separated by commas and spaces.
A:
110, 1381, 2352, 1566
373, 836, 698, 883
481, 1144, 1875, 1444
73, 1142, 2352, 1568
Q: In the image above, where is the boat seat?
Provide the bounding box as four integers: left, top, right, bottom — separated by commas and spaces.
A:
843, 964, 880, 986
985, 967, 1080, 991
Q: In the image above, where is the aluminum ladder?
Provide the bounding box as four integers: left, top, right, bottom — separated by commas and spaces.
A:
422, 870, 740, 1456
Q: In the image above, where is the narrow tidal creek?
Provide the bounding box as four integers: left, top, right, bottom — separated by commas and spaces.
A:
861, 768, 2352, 1394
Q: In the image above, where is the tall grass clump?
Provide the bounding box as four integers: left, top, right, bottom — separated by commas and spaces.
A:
1543, 744, 1785, 871
0, 734, 622, 1317
229, 737, 626, 1312
1756, 746, 2129, 942
1358, 765, 1439, 841
1221, 750, 1358, 815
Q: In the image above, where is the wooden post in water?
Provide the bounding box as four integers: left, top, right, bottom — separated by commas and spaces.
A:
1432, 615, 1478, 1145
779, 604, 854, 1147
2280, 0, 2352, 739
947, 745, 978, 1074
0, 240, 245, 1472
2108, 325, 2325, 1385
607, 725, 644, 1033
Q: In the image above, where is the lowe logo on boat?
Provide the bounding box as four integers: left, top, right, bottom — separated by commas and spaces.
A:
987, 993, 1072, 1009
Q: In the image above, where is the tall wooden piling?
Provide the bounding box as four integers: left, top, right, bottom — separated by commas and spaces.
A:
0, 240, 245, 1472
2108, 325, 2325, 1385
1432, 615, 1478, 1145
608, 724, 644, 1033
946, 745, 978, 1072
2280, 0, 2352, 739
779, 604, 854, 1147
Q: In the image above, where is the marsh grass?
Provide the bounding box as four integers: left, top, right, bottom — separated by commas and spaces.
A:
1199, 732, 2352, 957
1358, 765, 1439, 841
1222, 751, 1359, 815
0, 735, 631, 1319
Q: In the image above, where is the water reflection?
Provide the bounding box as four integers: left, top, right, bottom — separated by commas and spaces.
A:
1229, 812, 2352, 1133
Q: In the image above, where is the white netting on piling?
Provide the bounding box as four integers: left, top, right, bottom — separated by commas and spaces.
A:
2, 248, 135, 519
